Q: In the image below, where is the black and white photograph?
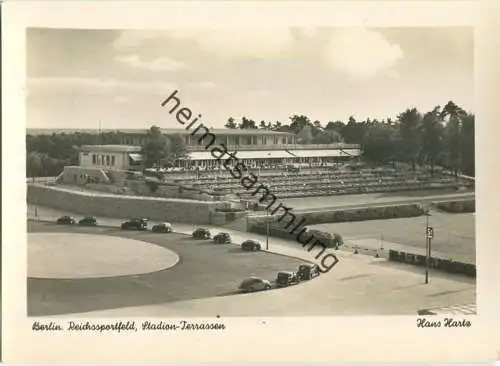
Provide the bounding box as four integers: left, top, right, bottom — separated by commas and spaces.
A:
26, 25, 476, 317
4, 0, 499, 363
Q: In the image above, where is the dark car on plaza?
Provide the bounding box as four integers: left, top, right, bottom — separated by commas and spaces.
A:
152, 222, 173, 233
56, 216, 76, 225
192, 227, 211, 239
238, 277, 272, 293
241, 240, 262, 251
297, 263, 320, 280
78, 216, 97, 226
213, 232, 232, 244
276, 271, 300, 287
121, 217, 148, 231
306, 229, 343, 249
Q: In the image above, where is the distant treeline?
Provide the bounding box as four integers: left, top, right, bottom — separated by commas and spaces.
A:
225, 100, 474, 176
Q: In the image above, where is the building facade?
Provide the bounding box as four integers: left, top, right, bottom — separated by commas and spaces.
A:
77, 145, 143, 171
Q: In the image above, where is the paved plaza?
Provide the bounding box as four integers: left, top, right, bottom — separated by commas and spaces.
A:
28, 205, 475, 317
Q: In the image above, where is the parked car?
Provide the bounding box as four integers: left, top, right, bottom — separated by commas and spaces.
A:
78, 216, 97, 226
297, 263, 320, 280
152, 222, 172, 233
121, 217, 148, 231
306, 229, 343, 249
276, 271, 300, 287
192, 227, 211, 239
238, 277, 272, 293
241, 240, 262, 251
213, 232, 232, 244
56, 216, 76, 225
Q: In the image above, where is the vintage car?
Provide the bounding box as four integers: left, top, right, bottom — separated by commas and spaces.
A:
238, 277, 272, 293
78, 216, 97, 226
213, 232, 232, 244
121, 217, 148, 231
192, 227, 211, 239
306, 229, 343, 249
276, 271, 300, 287
241, 240, 262, 251
56, 216, 76, 225
152, 222, 173, 233
297, 263, 320, 280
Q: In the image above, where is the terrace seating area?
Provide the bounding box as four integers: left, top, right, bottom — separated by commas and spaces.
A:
167, 167, 474, 201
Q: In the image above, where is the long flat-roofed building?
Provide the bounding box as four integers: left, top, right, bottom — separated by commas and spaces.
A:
27, 128, 362, 169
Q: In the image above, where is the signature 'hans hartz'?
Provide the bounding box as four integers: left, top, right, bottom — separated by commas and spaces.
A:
417, 317, 472, 328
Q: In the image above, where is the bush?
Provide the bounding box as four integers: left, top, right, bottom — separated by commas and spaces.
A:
299, 203, 424, 225
387, 249, 476, 278
146, 181, 159, 193
215, 208, 244, 213
435, 200, 475, 213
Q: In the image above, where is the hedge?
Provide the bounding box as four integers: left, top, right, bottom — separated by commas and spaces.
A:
297, 203, 425, 225
215, 208, 245, 213
435, 200, 475, 213
388, 249, 476, 277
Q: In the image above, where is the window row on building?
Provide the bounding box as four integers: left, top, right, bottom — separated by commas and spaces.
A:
92, 153, 116, 166
120, 134, 295, 147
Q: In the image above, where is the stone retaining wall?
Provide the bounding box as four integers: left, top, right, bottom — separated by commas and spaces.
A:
27, 184, 221, 225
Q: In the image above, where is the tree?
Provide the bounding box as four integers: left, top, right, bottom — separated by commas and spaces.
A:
397, 107, 422, 169
224, 117, 237, 129
163, 134, 188, 167
362, 124, 396, 164
312, 129, 343, 144
142, 125, 170, 168
290, 115, 309, 133
420, 106, 444, 176
296, 124, 314, 144
325, 121, 345, 132
440, 101, 467, 176
341, 119, 366, 144
313, 120, 323, 130
27, 152, 43, 177
460, 113, 475, 176
271, 121, 282, 131
440, 100, 466, 121
238, 117, 258, 129
289, 114, 311, 135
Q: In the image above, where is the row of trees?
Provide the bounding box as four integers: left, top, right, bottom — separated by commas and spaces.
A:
25, 100, 474, 177
223, 100, 475, 176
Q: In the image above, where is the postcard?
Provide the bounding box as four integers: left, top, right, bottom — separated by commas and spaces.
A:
2, 0, 499, 362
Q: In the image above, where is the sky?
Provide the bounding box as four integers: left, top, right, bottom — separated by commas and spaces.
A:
26, 27, 474, 129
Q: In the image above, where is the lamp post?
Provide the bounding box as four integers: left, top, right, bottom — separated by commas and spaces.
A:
425, 207, 433, 284
265, 209, 274, 251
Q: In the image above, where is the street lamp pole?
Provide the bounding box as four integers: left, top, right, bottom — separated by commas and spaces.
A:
425, 209, 431, 284
266, 209, 270, 251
